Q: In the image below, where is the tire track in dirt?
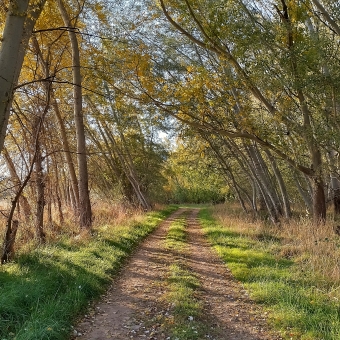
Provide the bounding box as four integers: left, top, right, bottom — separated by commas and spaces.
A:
72, 208, 281, 340
185, 209, 282, 340
73, 208, 187, 340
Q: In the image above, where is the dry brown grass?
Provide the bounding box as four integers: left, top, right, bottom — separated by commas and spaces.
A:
0, 199, 147, 256
210, 203, 340, 285
280, 219, 340, 283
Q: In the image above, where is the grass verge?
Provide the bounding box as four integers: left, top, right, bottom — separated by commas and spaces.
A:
0, 205, 178, 340
199, 207, 340, 340
163, 214, 207, 340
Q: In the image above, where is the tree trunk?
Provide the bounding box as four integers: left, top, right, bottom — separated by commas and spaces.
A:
31, 35, 80, 214
1, 220, 19, 264
332, 182, 340, 217
292, 170, 312, 214
56, 190, 64, 225
1, 97, 48, 262
3, 148, 32, 220
201, 134, 248, 212
102, 123, 151, 210
311, 147, 326, 223
53, 157, 64, 224
311, 0, 340, 35
252, 144, 283, 216
58, 0, 92, 228
0, 0, 30, 151
86, 124, 128, 200
328, 150, 340, 219
225, 138, 269, 215
245, 143, 281, 223
52, 100, 80, 211
254, 181, 267, 212
231, 178, 248, 213
0, 0, 46, 152
312, 178, 326, 223
102, 85, 152, 210
33, 118, 46, 243
93, 110, 151, 211
251, 181, 258, 211
265, 149, 292, 218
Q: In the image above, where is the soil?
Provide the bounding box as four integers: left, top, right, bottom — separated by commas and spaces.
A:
71, 208, 282, 340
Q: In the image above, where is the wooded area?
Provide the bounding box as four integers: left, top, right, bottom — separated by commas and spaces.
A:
1, 0, 340, 261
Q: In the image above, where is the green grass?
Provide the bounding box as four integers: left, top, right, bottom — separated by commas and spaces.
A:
163, 215, 207, 340
165, 217, 187, 251
199, 208, 340, 340
0, 205, 178, 340
166, 263, 204, 340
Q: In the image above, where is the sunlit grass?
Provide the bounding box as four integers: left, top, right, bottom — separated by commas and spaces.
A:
165, 217, 187, 251
199, 207, 340, 340
163, 214, 207, 340
0, 205, 178, 340
165, 263, 205, 340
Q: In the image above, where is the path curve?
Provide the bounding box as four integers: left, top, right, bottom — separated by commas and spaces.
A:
72, 208, 281, 340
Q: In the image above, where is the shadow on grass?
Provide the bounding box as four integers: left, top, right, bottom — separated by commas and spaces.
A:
0, 205, 178, 340
199, 208, 340, 340
0, 254, 105, 339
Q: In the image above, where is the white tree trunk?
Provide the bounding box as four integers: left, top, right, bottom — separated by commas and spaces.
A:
0, 0, 30, 150
0, 0, 46, 152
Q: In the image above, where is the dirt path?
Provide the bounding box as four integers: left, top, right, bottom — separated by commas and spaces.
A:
72, 208, 281, 340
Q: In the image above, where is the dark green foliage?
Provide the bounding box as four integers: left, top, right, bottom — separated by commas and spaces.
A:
171, 187, 225, 204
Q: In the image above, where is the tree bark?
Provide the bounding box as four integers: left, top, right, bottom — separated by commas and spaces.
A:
53, 156, 64, 224
52, 100, 80, 210
33, 117, 46, 243
312, 178, 326, 223
102, 122, 151, 210
253, 144, 283, 216
0, 0, 46, 152
1, 220, 19, 264
311, 149, 326, 223
311, 0, 340, 35
245, 143, 282, 223
264, 149, 292, 218
293, 170, 313, 214
2, 94, 48, 262
328, 151, 340, 219
86, 124, 129, 200
102, 84, 152, 210
3, 148, 32, 220
31, 35, 80, 212
57, 0, 92, 228
201, 134, 248, 212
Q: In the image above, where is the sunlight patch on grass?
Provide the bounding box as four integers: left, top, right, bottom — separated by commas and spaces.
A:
199, 208, 340, 340
165, 263, 205, 340
0, 205, 178, 340
163, 214, 208, 340
165, 217, 187, 251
